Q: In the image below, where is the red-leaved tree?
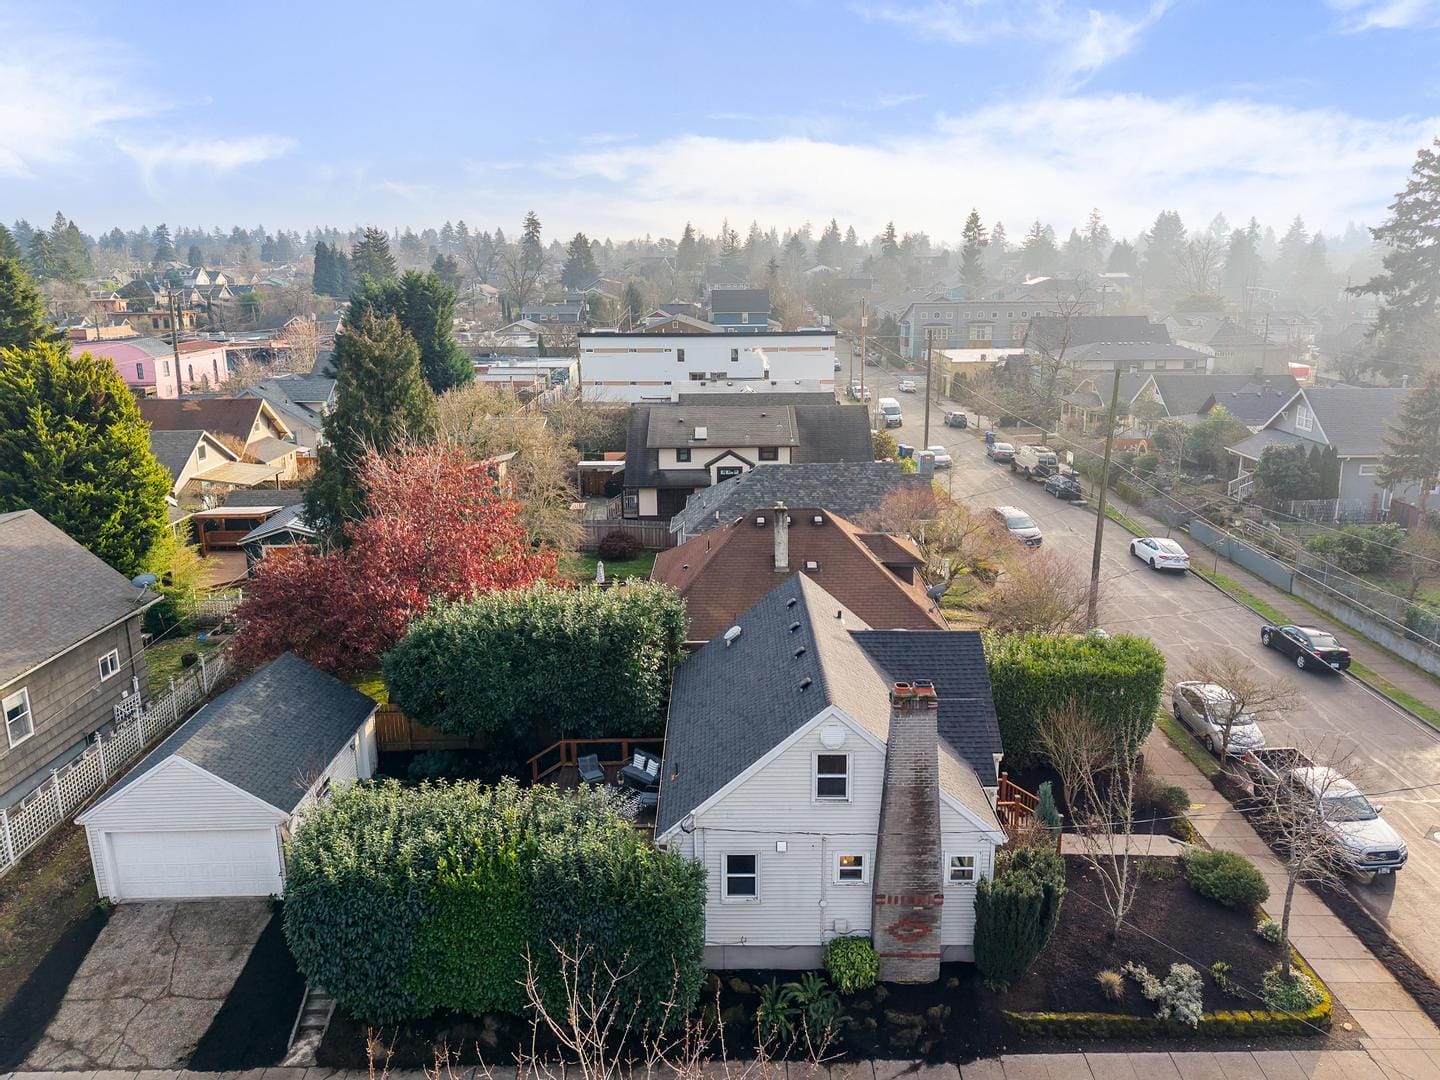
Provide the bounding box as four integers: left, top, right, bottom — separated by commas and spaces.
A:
230, 444, 558, 674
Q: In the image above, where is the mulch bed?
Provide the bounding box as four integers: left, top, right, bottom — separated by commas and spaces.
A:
188, 904, 305, 1070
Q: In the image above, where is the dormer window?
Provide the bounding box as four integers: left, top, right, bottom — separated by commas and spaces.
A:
815, 753, 849, 800
1295, 403, 1314, 433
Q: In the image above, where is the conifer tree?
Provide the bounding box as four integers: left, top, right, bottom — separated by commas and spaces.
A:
151, 223, 175, 265
0, 224, 20, 261
348, 271, 473, 394
1381, 367, 1440, 513
351, 226, 398, 283
1356, 138, 1440, 341
187, 244, 204, 268
560, 232, 599, 289
676, 222, 699, 276
0, 256, 65, 350
960, 209, 988, 288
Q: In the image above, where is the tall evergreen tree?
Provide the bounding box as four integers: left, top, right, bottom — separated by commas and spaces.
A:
348, 271, 473, 394
960, 209, 988, 288
1140, 210, 1186, 294
622, 281, 646, 327
1107, 239, 1138, 274
1356, 138, 1440, 341
1381, 367, 1440, 513
0, 340, 171, 575
151, 223, 175, 265
1020, 220, 1058, 277
561, 232, 599, 289
27, 231, 58, 281
879, 221, 900, 259
431, 253, 461, 288
1222, 220, 1264, 292
312, 241, 337, 295
187, 243, 204, 268
0, 224, 20, 262
305, 310, 438, 546
1083, 208, 1112, 271
815, 218, 842, 267
351, 226, 398, 283
0, 256, 66, 350
676, 222, 699, 275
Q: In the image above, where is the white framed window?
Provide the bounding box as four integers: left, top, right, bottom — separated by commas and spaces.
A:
723, 853, 758, 898
946, 853, 976, 884
162, 360, 170, 376
98, 650, 121, 681
731, 348, 740, 362
1295, 403, 1314, 432
4, 688, 34, 748
815, 753, 850, 800
944, 311, 953, 320
834, 852, 868, 884
1357, 463, 1379, 477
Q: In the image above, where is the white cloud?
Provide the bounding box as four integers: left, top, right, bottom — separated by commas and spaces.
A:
1327, 0, 1440, 30
117, 135, 295, 186
551, 94, 1437, 241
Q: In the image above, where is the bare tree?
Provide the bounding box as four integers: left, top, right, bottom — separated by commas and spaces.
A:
1177, 235, 1224, 296
1399, 524, 1440, 601
985, 550, 1089, 634
1173, 651, 1300, 760
1037, 701, 1147, 939
498, 240, 548, 311
1013, 283, 1093, 433
284, 315, 320, 372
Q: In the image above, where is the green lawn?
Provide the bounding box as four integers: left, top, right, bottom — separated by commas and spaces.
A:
144, 632, 225, 697
1155, 708, 1221, 779
347, 670, 390, 704
1102, 503, 1148, 539
1191, 567, 1291, 626
567, 551, 657, 582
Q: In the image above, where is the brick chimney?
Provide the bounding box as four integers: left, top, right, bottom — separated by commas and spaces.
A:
871, 680, 943, 984
773, 501, 789, 572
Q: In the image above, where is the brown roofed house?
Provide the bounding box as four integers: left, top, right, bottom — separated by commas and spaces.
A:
652, 504, 945, 645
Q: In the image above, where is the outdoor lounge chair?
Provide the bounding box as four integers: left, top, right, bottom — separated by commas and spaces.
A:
619, 750, 661, 791
577, 753, 605, 785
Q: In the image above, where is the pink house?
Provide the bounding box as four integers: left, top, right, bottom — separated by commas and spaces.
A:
72, 337, 229, 398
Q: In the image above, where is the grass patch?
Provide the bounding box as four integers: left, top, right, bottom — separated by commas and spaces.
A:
144, 631, 225, 697
1155, 708, 1221, 779
347, 670, 389, 704
1191, 567, 1290, 626
1349, 661, 1440, 730
1102, 503, 1147, 539
566, 551, 656, 582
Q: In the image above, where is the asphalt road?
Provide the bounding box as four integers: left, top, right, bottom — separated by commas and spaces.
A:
859, 363, 1440, 983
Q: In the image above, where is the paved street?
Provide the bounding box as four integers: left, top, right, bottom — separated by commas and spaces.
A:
855, 361, 1440, 989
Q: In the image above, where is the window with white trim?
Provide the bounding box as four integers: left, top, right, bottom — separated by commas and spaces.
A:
98, 650, 121, 681
1295, 403, 1314, 432
724, 853, 758, 898
946, 853, 976, 884
834, 852, 868, 883
4, 688, 33, 747
1357, 463, 1379, 476
815, 753, 850, 799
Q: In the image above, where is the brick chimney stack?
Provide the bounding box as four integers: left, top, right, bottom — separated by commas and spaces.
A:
773, 501, 789, 572
871, 680, 943, 984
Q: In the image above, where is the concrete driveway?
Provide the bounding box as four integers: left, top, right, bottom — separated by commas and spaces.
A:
24, 899, 271, 1070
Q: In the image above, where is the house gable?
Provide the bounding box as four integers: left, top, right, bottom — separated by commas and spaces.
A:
78, 754, 289, 828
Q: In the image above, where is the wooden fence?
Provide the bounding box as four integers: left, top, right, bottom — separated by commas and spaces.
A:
579, 520, 677, 552
0, 652, 235, 877
374, 704, 486, 751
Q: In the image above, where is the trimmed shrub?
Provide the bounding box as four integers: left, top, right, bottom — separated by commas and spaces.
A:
1151, 783, 1191, 818
1304, 523, 1404, 575
1256, 917, 1284, 944
597, 529, 644, 561
283, 779, 706, 1024
824, 936, 880, 994
974, 847, 1067, 991
384, 582, 687, 742
1034, 781, 1061, 834
1181, 847, 1270, 910
1260, 965, 1324, 1013
985, 632, 1166, 767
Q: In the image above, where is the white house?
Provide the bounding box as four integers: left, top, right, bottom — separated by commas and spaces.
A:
578, 330, 838, 403
77, 653, 377, 902
655, 574, 1006, 977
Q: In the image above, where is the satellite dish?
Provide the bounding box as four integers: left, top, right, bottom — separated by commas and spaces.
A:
925, 581, 950, 601
131, 572, 158, 602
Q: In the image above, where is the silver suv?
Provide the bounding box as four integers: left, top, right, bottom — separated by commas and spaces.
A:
992, 505, 1042, 547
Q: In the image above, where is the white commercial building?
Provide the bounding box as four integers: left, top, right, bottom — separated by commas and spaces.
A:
578, 330, 838, 403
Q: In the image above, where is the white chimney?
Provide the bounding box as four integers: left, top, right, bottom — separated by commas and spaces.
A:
773, 501, 789, 572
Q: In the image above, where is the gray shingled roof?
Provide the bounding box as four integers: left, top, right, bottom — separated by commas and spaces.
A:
1301, 387, 1408, 457
709, 288, 770, 313
669, 462, 933, 539
676, 392, 837, 407
792, 405, 875, 463
0, 510, 150, 684
1197, 374, 1300, 424
1027, 315, 1171, 350
1228, 428, 1312, 461
656, 574, 1000, 835
149, 429, 207, 480
646, 405, 800, 448
1066, 342, 1208, 365
239, 505, 315, 544
88, 653, 376, 815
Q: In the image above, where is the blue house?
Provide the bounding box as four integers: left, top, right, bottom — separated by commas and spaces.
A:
709, 288, 772, 332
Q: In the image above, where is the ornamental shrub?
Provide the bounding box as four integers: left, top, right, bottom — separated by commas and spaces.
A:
985, 631, 1166, 767
1260, 964, 1324, 1013
1122, 961, 1203, 1027
1256, 917, 1284, 944
597, 529, 644, 561
824, 936, 880, 994
283, 778, 706, 1024
1034, 781, 1061, 835
1304, 523, 1404, 575
1181, 847, 1270, 910
974, 846, 1066, 991
384, 582, 687, 743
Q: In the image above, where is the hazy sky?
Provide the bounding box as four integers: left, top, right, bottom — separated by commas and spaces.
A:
3, 0, 1438, 243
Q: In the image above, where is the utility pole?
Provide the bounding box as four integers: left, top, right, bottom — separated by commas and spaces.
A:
923, 329, 934, 450
1087, 363, 1123, 629
167, 288, 182, 390
859, 297, 867, 403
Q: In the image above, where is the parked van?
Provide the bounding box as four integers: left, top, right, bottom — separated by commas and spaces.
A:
1012, 444, 1058, 480
878, 397, 903, 427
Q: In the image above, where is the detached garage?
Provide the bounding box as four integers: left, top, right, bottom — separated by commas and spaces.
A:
78, 651, 378, 902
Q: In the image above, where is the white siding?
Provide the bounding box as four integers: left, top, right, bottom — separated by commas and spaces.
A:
580, 333, 837, 403
81, 757, 286, 832
939, 798, 994, 960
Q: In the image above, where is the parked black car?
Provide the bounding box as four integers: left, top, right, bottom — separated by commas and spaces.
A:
1043, 473, 1084, 501
1260, 623, 1351, 672
944, 410, 968, 428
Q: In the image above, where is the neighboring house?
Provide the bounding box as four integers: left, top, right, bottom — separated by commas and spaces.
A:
900, 297, 1073, 358
240, 374, 336, 451
1226, 386, 1413, 511
148, 429, 250, 502
76, 653, 377, 901
670, 461, 936, 541
1024, 314, 1172, 355
622, 399, 873, 519
73, 338, 181, 398
1196, 376, 1301, 431
653, 505, 946, 645
579, 330, 838, 403
640, 314, 718, 334
238, 505, 316, 573
656, 574, 1006, 971
708, 288, 772, 332
1061, 372, 1302, 433
172, 340, 230, 391
1171, 317, 1292, 378
138, 397, 297, 478
1062, 341, 1212, 373
1061, 373, 1157, 434
0, 511, 156, 810
520, 301, 586, 324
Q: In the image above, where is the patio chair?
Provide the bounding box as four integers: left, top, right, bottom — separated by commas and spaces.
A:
577, 753, 605, 785
619, 750, 661, 791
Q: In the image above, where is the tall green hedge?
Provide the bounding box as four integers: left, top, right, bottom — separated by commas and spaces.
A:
985, 631, 1165, 767
974, 846, 1067, 991
384, 582, 687, 742
284, 779, 706, 1024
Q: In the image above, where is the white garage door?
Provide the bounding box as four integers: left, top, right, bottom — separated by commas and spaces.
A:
109, 828, 283, 900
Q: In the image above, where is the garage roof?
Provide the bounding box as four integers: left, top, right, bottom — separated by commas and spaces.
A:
83, 653, 377, 816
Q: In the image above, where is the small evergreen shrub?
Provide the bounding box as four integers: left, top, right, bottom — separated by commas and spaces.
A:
1182, 847, 1269, 909
974, 846, 1067, 991
1256, 917, 1284, 944
1152, 783, 1191, 818
1260, 965, 1324, 1013
1122, 961, 1204, 1027
597, 529, 644, 561
824, 936, 879, 994
1034, 781, 1061, 834
1096, 969, 1125, 1001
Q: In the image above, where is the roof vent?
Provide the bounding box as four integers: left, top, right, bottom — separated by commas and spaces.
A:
694, 426, 708, 440
805, 560, 820, 571
794, 646, 806, 658
681, 563, 689, 571
723, 625, 742, 647
789, 621, 801, 633
786, 597, 798, 608
799, 677, 813, 690
812, 515, 823, 525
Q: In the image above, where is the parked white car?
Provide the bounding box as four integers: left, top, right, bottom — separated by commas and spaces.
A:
1130, 536, 1190, 571
1171, 681, 1266, 757
898, 378, 917, 393
925, 445, 953, 469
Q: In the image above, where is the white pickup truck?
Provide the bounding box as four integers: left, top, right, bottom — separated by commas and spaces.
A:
1011, 444, 1060, 480
1241, 748, 1408, 875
